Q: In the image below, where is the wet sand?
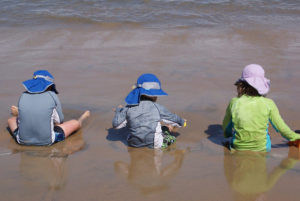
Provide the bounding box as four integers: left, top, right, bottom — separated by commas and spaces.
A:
1, 25, 300, 201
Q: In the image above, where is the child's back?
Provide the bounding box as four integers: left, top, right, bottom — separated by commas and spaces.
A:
125, 100, 164, 148
18, 91, 63, 145
224, 95, 299, 152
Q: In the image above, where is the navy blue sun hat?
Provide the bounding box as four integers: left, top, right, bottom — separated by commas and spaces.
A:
22, 70, 58, 94
125, 74, 168, 105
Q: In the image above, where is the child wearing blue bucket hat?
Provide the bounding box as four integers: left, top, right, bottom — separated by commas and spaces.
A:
112, 73, 186, 148
7, 70, 90, 146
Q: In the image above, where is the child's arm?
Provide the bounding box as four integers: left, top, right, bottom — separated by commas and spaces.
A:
154, 103, 185, 127
269, 100, 300, 141
222, 99, 235, 138
49, 92, 64, 123
112, 106, 128, 129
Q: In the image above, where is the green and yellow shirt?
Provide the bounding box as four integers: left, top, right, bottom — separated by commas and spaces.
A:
223, 95, 300, 152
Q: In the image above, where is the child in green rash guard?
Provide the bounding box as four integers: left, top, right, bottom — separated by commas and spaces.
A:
222, 64, 300, 152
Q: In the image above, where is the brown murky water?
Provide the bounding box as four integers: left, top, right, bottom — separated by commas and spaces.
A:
1, 24, 300, 201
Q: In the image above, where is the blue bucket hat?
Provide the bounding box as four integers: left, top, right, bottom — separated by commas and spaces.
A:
23, 70, 58, 94
125, 74, 168, 105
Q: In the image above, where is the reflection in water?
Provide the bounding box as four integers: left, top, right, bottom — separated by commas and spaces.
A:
20, 151, 67, 190
224, 148, 299, 201
10, 132, 85, 199
114, 148, 185, 195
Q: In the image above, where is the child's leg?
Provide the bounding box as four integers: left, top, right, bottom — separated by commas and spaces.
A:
8, 105, 19, 132
57, 110, 90, 138
7, 117, 18, 132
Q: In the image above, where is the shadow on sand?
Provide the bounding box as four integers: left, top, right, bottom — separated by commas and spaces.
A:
106, 127, 129, 146
204, 124, 226, 146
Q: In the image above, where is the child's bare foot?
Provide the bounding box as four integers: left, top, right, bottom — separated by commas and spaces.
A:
78, 110, 90, 126
11, 105, 18, 116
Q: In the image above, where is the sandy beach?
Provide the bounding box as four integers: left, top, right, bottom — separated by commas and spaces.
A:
1, 2, 300, 200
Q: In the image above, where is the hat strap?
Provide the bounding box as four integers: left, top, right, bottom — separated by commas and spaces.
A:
34, 75, 54, 82
137, 82, 161, 90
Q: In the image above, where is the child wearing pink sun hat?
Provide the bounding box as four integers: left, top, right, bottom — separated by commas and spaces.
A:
222, 64, 300, 152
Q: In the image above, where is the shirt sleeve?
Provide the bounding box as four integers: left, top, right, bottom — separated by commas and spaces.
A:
49, 91, 64, 123
112, 107, 128, 129
269, 100, 300, 141
154, 103, 185, 127
222, 98, 235, 138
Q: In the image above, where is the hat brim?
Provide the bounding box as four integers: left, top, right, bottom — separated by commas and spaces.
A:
139, 88, 168, 97
125, 87, 168, 105
23, 78, 55, 94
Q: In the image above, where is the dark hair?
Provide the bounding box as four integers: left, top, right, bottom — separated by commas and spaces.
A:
140, 95, 157, 102
235, 80, 261, 97
46, 84, 59, 94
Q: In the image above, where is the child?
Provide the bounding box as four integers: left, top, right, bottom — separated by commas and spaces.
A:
7, 70, 90, 146
222, 64, 300, 152
112, 73, 186, 148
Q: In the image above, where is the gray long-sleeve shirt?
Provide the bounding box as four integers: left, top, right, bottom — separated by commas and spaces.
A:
112, 100, 184, 148
16, 91, 64, 145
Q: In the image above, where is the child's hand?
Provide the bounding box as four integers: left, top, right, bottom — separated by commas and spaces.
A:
288, 139, 300, 148
11, 105, 19, 116
289, 130, 300, 148
112, 105, 123, 112
166, 124, 176, 132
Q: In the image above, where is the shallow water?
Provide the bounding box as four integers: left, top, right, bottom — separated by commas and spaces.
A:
1, 0, 300, 29
1, 1, 300, 201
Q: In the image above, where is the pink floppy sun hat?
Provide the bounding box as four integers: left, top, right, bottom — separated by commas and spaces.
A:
236, 64, 270, 95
